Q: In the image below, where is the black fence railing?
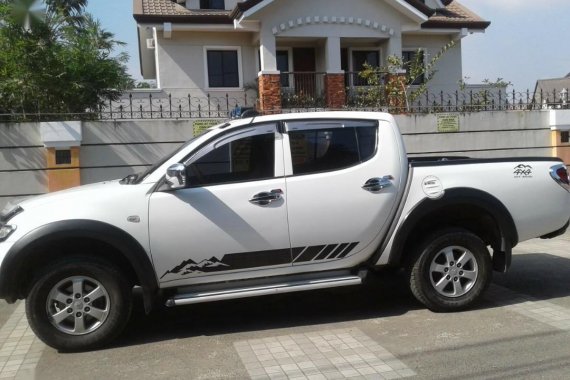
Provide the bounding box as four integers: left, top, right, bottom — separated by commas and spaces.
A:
100, 92, 252, 120
0, 93, 252, 122
2, 86, 570, 122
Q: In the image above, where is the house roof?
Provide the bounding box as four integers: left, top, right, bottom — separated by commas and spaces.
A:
133, 0, 490, 30
534, 76, 570, 103
133, 0, 233, 23
422, 1, 490, 29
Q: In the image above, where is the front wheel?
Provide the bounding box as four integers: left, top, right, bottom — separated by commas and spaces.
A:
408, 229, 492, 312
26, 257, 133, 351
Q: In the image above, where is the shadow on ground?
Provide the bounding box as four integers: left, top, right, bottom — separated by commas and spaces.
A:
108, 252, 570, 350
114, 270, 419, 349
493, 253, 570, 301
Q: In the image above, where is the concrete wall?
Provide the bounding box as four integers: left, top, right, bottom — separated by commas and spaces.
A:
0, 111, 565, 210
0, 123, 46, 209
398, 111, 553, 158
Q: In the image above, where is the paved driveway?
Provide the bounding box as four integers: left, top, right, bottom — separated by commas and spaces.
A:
0, 232, 569, 379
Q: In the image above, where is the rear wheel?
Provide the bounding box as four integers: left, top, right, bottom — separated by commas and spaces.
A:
26, 257, 132, 351
408, 229, 492, 312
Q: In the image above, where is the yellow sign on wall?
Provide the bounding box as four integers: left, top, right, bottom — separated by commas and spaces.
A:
437, 114, 460, 133
193, 120, 223, 136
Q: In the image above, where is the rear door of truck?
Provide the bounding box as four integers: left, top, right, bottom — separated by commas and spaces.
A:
283, 117, 407, 269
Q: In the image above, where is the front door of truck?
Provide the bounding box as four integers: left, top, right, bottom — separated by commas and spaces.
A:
283, 119, 402, 268
149, 123, 292, 286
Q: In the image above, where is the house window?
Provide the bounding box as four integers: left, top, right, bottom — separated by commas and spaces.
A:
351, 50, 380, 86
55, 149, 71, 165
562, 131, 570, 143
200, 0, 224, 9
352, 50, 380, 71
402, 50, 425, 85
206, 49, 240, 88
277, 50, 290, 87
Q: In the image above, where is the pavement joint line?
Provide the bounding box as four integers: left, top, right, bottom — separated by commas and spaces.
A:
486, 284, 570, 331
0, 302, 45, 379
234, 328, 416, 379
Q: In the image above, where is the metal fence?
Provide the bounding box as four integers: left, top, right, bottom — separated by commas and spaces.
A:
2, 87, 570, 122
0, 93, 253, 122
100, 92, 253, 120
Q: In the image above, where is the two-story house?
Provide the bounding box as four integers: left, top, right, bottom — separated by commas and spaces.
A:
133, 0, 489, 111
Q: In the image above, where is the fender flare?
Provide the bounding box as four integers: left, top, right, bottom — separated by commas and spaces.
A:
0, 220, 159, 312
384, 188, 518, 270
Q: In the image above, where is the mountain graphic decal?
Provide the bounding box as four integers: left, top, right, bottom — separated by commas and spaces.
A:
160, 244, 360, 280
161, 257, 230, 278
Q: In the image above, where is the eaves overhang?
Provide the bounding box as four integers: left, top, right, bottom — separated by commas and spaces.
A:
133, 14, 233, 24
233, 0, 429, 24
422, 20, 491, 29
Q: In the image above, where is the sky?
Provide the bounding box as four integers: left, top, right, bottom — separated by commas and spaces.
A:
86, 0, 570, 90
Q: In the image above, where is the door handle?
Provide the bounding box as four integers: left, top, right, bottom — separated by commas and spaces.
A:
249, 189, 283, 206
362, 176, 394, 193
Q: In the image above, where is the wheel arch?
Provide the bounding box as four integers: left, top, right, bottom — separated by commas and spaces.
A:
0, 220, 159, 312
387, 188, 518, 272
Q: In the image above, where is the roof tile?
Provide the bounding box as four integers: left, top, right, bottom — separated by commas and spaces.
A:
134, 0, 489, 30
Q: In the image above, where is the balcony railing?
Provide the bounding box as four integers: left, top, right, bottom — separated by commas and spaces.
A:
280, 72, 326, 109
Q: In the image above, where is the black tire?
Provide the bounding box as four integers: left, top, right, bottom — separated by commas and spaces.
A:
25, 256, 133, 351
408, 228, 492, 312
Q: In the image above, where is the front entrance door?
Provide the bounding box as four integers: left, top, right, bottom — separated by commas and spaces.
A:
293, 48, 316, 97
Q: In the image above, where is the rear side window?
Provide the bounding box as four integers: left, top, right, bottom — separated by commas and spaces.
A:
289, 125, 377, 175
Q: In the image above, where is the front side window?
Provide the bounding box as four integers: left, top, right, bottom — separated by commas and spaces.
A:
200, 0, 224, 9
207, 50, 240, 88
187, 133, 275, 187
289, 125, 377, 175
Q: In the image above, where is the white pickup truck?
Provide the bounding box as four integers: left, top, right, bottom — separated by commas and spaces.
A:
1, 112, 569, 350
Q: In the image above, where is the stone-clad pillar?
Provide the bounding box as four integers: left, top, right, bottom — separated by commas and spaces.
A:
257, 29, 282, 114
258, 73, 282, 114
386, 73, 407, 113
325, 74, 346, 109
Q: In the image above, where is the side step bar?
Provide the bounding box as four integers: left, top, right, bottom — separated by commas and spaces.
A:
166, 275, 363, 307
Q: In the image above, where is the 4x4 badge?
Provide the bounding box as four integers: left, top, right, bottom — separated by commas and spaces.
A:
514, 164, 533, 178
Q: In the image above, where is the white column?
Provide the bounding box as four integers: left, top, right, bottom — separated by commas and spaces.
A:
386, 33, 403, 62
325, 37, 342, 73
259, 29, 279, 74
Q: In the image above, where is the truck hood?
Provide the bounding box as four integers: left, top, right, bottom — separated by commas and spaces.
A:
17, 180, 124, 210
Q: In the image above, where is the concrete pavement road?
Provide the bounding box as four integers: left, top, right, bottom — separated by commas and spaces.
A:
0, 232, 569, 379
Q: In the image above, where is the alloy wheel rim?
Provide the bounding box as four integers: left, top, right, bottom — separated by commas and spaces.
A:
46, 276, 110, 335
429, 246, 478, 298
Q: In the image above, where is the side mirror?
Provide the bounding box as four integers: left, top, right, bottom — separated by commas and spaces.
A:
165, 163, 187, 190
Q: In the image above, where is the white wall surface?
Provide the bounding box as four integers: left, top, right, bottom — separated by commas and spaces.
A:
402, 34, 462, 94
156, 31, 258, 96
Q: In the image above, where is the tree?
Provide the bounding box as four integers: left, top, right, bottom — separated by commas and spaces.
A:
0, 0, 133, 120
356, 40, 457, 112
